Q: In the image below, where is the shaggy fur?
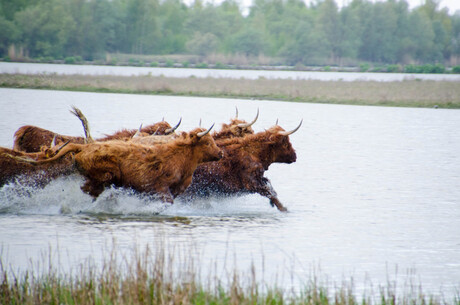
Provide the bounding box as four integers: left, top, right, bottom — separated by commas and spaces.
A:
26, 128, 223, 202
182, 126, 297, 211
0, 146, 74, 187
212, 118, 255, 140
13, 121, 174, 153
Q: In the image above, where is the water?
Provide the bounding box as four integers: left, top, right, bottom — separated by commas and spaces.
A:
1, 88, 460, 298
2, 61, 460, 81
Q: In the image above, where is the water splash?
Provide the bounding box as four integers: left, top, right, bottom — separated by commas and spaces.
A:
0, 175, 277, 217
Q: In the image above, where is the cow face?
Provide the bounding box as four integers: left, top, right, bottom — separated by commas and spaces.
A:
270, 134, 297, 164
265, 125, 299, 165
189, 128, 224, 162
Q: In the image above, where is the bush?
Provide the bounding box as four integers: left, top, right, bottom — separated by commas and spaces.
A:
404, 64, 419, 73
150, 61, 158, 67
165, 59, 174, 67
359, 63, 370, 72
215, 62, 226, 69
404, 64, 445, 74
452, 66, 460, 74
64, 56, 76, 64
195, 62, 208, 68
182, 61, 189, 68
386, 64, 401, 73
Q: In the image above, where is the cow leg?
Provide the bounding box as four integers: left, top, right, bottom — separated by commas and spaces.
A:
81, 179, 105, 198
80, 172, 114, 199
155, 187, 174, 204
253, 178, 287, 212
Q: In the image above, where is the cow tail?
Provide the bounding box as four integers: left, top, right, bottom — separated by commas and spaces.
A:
32, 144, 84, 165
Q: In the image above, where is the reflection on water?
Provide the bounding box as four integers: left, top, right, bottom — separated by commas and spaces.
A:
1, 88, 460, 297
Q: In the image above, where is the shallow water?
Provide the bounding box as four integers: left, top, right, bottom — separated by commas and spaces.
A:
2, 61, 460, 81
1, 88, 459, 297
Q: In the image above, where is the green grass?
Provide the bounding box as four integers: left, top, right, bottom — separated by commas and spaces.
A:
1, 73, 460, 108
1, 245, 459, 305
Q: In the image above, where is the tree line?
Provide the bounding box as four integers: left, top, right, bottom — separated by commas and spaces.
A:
1, 0, 460, 67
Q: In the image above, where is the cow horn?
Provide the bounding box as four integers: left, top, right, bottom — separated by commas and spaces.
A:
237, 108, 259, 128
50, 135, 57, 148
198, 118, 202, 128
275, 119, 279, 125
165, 117, 182, 135
197, 123, 215, 138
279, 119, 303, 136
133, 123, 143, 138
235, 106, 239, 119
54, 140, 71, 154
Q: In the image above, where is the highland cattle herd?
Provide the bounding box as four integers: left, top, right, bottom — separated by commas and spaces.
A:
0, 106, 301, 212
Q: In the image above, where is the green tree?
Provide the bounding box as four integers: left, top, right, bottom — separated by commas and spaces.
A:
186, 32, 218, 55
0, 15, 20, 56
14, 0, 75, 58
314, 0, 340, 63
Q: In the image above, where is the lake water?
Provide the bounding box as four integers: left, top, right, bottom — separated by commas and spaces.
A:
1, 88, 459, 299
2, 61, 460, 82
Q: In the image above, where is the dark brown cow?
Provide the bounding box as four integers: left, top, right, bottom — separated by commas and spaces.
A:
14, 115, 181, 153
0, 142, 74, 187
181, 121, 302, 212
22, 126, 223, 203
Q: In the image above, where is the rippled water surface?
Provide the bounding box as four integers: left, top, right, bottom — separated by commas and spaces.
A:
1, 88, 459, 297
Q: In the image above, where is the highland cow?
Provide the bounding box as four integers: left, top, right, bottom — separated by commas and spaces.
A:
182, 121, 302, 212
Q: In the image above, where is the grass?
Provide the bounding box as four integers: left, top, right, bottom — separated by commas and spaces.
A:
1, 73, 460, 108
1, 243, 458, 305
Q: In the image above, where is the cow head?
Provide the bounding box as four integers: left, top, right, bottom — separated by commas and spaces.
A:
188, 125, 223, 162
213, 109, 258, 140
140, 118, 181, 136
263, 120, 302, 167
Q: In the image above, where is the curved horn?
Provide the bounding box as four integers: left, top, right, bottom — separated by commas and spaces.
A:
237, 108, 259, 128
54, 140, 71, 154
165, 117, 182, 135
235, 106, 239, 119
133, 123, 143, 138
50, 135, 57, 148
197, 123, 215, 138
279, 119, 303, 136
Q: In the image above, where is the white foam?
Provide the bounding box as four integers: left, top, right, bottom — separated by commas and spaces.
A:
0, 176, 277, 216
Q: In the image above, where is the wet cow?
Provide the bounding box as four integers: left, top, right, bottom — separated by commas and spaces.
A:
0, 142, 73, 187
22, 126, 223, 203
181, 121, 302, 212
13, 107, 180, 153
212, 108, 258, 140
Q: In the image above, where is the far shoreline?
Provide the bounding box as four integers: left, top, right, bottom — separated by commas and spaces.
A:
1, 73, 459, 109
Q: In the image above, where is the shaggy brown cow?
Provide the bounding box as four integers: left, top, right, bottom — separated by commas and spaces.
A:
181, 121, 302, 212
0, 142, 73, 187
23, 126, 223, 203
13, 109, 181, 153
212, 109, 259, 140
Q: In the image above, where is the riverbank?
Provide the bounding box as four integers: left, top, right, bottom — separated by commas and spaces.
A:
1, 73, 459, 108
1, 245, 458, 305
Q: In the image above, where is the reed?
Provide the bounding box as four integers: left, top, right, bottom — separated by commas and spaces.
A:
1, 73, 460, 108
1, 244, 458, 305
